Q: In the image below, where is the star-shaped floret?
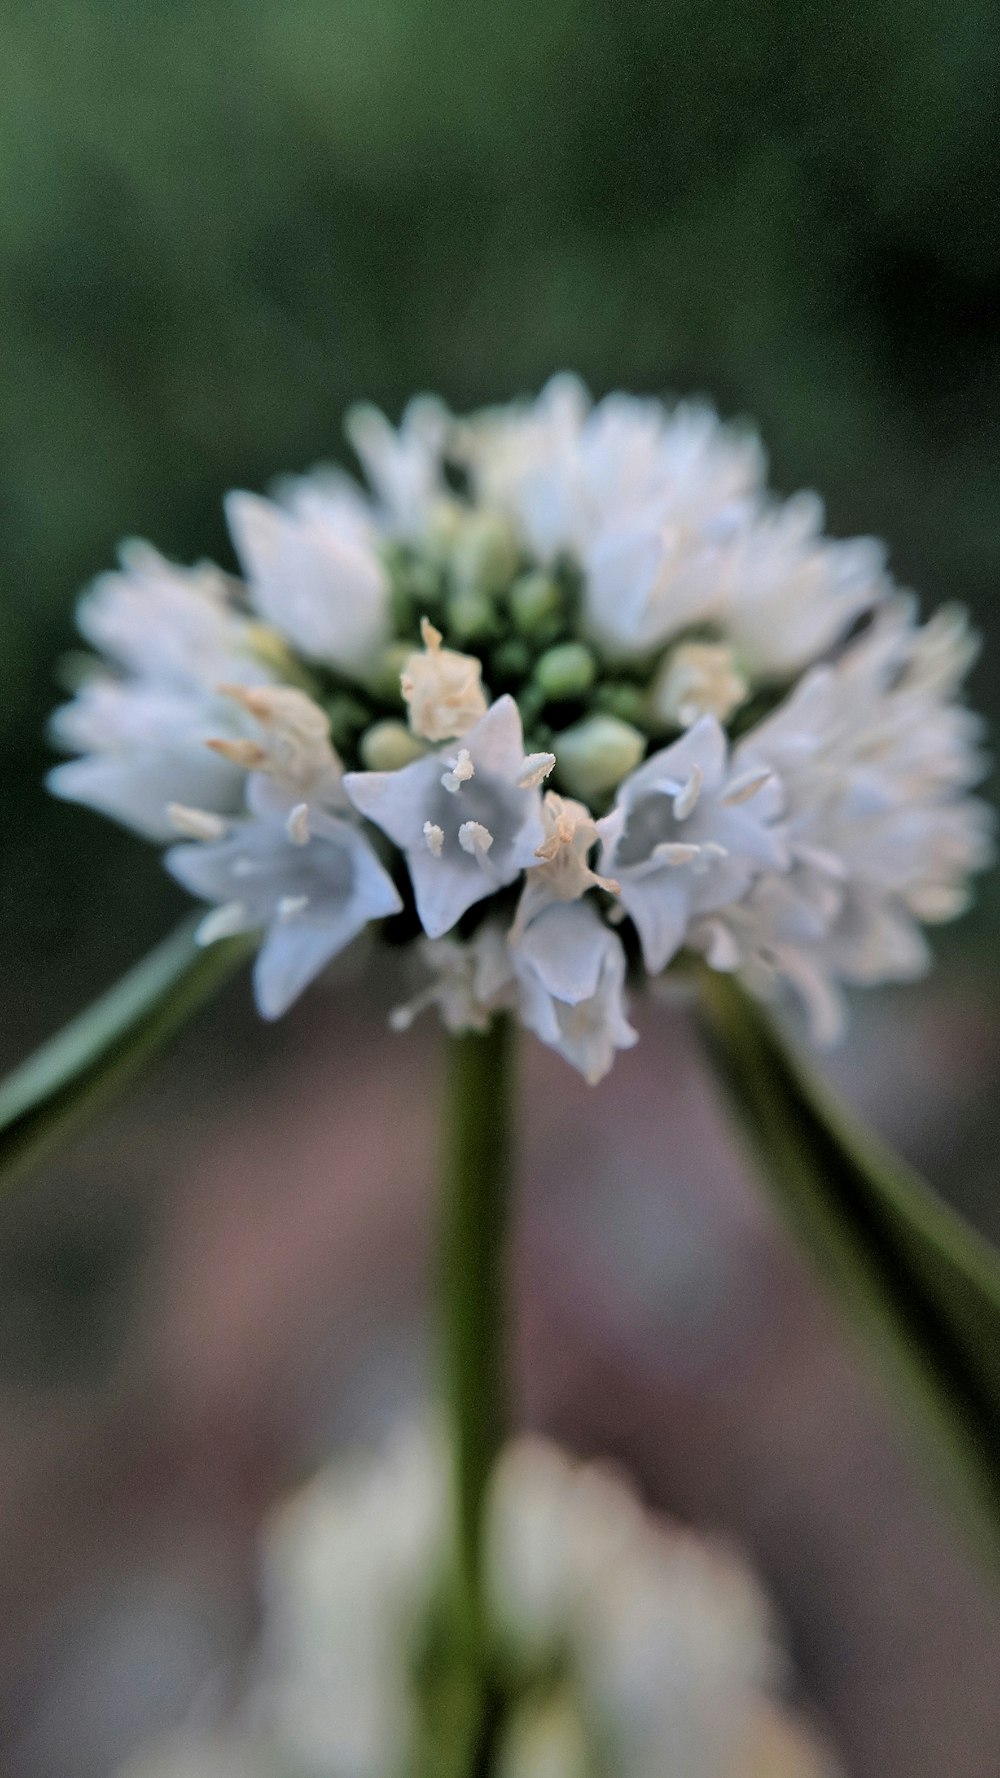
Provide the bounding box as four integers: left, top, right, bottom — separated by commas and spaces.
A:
166, 782, 401, 1019
511, 791, 619, 939
343, 695, 548, 939
509, 900, 638, 1084
598, 715, 787, 973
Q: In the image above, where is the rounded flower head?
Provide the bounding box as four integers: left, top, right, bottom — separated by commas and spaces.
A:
115, 1425, 840, 1778
48, 377, 991, 1076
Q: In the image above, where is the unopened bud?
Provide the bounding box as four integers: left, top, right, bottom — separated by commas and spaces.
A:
554, 715, 645, 801
509, 571, 562, 637
365, 641, 413, 703
451, 511, 520, 596
594, 682, 649, 727
359, 720, 428, 772
534, 642, 596, 700
448, 585, 500, 643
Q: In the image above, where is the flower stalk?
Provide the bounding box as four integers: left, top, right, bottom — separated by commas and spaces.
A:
440, 1013, 515, 1768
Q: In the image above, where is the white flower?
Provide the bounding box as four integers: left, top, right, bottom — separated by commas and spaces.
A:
116, 1425, 838, 1778
455, 374, 763, 580
45, 379, 992, 1069
344, 695, 546, 939
346, 395, 450, 541
399, 616, 488, 741
509, 900, 638, 1084
390, 922, 515, 1035
166, 777, 401, 1019
207, 684, 347, 809
226, 471, 391, 679
512, 790, 619, 937
598, 716, 787, 974
651, 640, 749, 729
711, 491, 889, 680
694, 601, 993, 1037
48, 543, 276, 841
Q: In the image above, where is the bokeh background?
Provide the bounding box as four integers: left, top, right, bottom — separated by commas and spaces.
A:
2, 3, 999, 1774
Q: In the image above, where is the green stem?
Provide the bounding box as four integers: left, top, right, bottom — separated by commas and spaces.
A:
440, 1013, 515, 1766
693, 966, 1000, 1561
0, 917, 255, 1191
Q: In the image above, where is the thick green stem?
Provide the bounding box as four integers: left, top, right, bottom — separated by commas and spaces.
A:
440, 1013, 515, 1762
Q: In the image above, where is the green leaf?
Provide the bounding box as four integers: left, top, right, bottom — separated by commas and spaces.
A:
693, 966, 1000, 1560
0, 917, 254, 1190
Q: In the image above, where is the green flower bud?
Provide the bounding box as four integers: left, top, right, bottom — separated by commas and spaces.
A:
516, 681, 547, 729
325, 693, 374, 749
448, 584, 501, 643
534, 642, 597, 700
364, 641, 413, 703
451, 511, 521, 595
554, 714, 645, 801
593, 681, 650, 727
358, 719, 428, 771
509, 571, 562, 637
494, 638, 533, 681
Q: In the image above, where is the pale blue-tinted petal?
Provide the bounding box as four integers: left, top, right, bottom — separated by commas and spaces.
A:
618, 872, 690, 973
463, 694, 527, 778
512, 902, 606, 1004
619, 715, 727, 807
48, 750, 239, 843
407, 847, 496, 940
254, 917, 360, 1019
344, 754, 443, 848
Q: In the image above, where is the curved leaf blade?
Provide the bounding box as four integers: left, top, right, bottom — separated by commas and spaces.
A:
0, 917, 254, 1188
694, 966, 1000, 1557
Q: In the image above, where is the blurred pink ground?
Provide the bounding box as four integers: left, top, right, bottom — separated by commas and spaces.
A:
1, 966, 998, 1777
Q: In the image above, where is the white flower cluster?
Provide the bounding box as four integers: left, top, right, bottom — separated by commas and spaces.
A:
48, 377, 991, 1076
117, 1426, 839, 1778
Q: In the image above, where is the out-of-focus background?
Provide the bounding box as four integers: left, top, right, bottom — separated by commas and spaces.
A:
2, 3, 999, 1774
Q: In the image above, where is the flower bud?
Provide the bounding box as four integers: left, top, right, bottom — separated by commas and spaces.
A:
534, 642, 597, 700
651, 641, 748, 730
593, 681, 649, 727
325, 693, 373, 749
493, 639, 532, 680
364, 641, 413, 703
359, 720, 428, 771
451, 511, 520, 595
509, 571, 562, 637
554, 715, 645, 801
448, 584, 501, 643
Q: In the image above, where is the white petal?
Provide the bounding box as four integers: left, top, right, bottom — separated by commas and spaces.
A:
512, 902, 606, 1004
48, 750, 240, 842
617, 872, 691, 974
254, 919, 357, 1019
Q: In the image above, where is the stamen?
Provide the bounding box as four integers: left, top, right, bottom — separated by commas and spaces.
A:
166, 804, 228, 841
389, 985, 437, 1033
652, 841, 701, 866
206, 737, 269, 769
423, 821, 445, 857
672, 764, 703, 820
441, 748, 475, 793
722, 767, 773, 806
420, 615, 443, 651
517, 751, 557, 790
287, 802, 311, 845
196, 901, 248, 945
459, 820, 494, 858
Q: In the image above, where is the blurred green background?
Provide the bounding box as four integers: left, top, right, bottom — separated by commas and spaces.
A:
4, 0, 999, 1021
